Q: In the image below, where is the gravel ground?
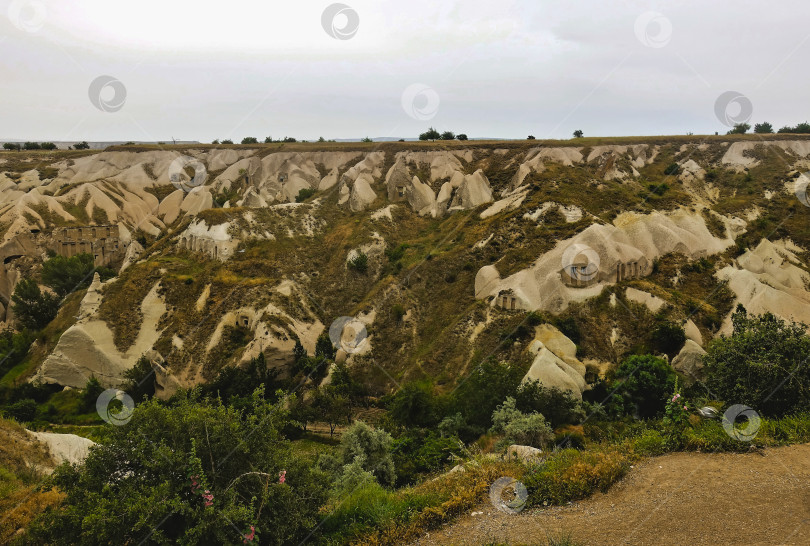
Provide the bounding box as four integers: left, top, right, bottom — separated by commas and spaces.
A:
410, 444, 810, 546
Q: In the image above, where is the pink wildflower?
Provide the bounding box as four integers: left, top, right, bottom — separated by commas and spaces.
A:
279, 470, 286, 484
683, 405, 688, 410
202, 490, 214, 507
243, 525, 256, 543
672, 393, 681, 402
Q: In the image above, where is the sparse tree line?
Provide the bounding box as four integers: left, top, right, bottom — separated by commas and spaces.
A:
2, 141, 90, 151
726, 121, 810, 135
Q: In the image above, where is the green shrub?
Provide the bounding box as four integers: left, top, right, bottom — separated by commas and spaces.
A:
631, 428, 667, 456
3, 398, 37, 422
704, 308, 810, 417
524, 448, 632, 506
663, 163, 680, 175
391, 430, 463, 485
27, 390, 328, 545
614, 355, 676, 419
348, 252, 368, 273
650, 322, 686, 357
450, 359, 524, 439
515, 380, 585, 428
41, 253, 110, 297
296, 188, 316, 202
491, 397, 553, 448
340, 421, 396, 487
389, 382, 438, 428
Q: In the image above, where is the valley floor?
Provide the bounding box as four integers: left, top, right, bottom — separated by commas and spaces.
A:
410, 444, 810, 546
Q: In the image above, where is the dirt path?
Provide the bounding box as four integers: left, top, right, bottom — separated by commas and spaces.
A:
411, 444, 810, 546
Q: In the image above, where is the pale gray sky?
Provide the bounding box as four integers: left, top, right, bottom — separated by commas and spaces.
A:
1, 0, 808, 141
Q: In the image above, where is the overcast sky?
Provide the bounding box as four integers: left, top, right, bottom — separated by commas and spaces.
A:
1, 0, 808, 142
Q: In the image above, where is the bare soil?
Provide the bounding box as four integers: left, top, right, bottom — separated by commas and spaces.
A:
410, 444, 810, 546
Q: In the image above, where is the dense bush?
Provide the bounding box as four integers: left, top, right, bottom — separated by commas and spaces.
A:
391, 429, 463, 485
2, 398, 37, 422
200, 353, 282, 407
650, 321, 686, 356
490, 397, 553, 448
515, 380, 585, 428
319, 420, 396, 487
613, 355, 676, 418
296, 188, 316, 202
389, 382, 439, 428
27, 390, 328, 545
705, 309, 810, 417
348, 252, 368, 273
449, 359, 524, 439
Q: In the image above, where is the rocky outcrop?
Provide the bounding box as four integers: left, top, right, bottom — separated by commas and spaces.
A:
478, 208, 739, 314
27, 430, 95, 466
33, 281, 166, 388
522, 325, 586, 398
449, 170, 493, 210
177, 220, 239, 261
717, 239, 810, 333
671, 339, 707, 383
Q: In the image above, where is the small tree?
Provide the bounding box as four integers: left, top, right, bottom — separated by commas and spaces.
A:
82, 376, 105, 412
573, 130, 584, 138
339, 420, 396, 486
347, 252, 368, 273
361, 136, 373, 143
41, 253, 97, 297
614, 355, 676, 419
264, 136, 273, 143
727, 122, 751, 135
241, 137, 258, 144
121, 355, 156, 403
40, 142, 57, 150
2, 142, 21, 151
440, 131, 455, 140
11, 279, 60, 331
418, 127, 441, 141
527, 135, 536, 140
23, 142, 41, 150
73, 141, 90, 150
221, 139, 234, 144
491, 397, 553, 448
457, 133, 468, 141
753, 122, 774, 134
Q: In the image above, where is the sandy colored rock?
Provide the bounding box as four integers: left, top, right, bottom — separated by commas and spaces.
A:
475, 265, 500, 299
671, 339, 706, 382
27, 431, 95, 466
625, 287, 666, 313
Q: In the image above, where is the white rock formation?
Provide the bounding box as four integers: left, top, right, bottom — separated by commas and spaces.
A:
478, 208, 736, 314
34, 281, 167, 388
27, 430, 95, 466
671, 339, 707, 383
521, 325, 587, 398
717, 239, 810, 333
